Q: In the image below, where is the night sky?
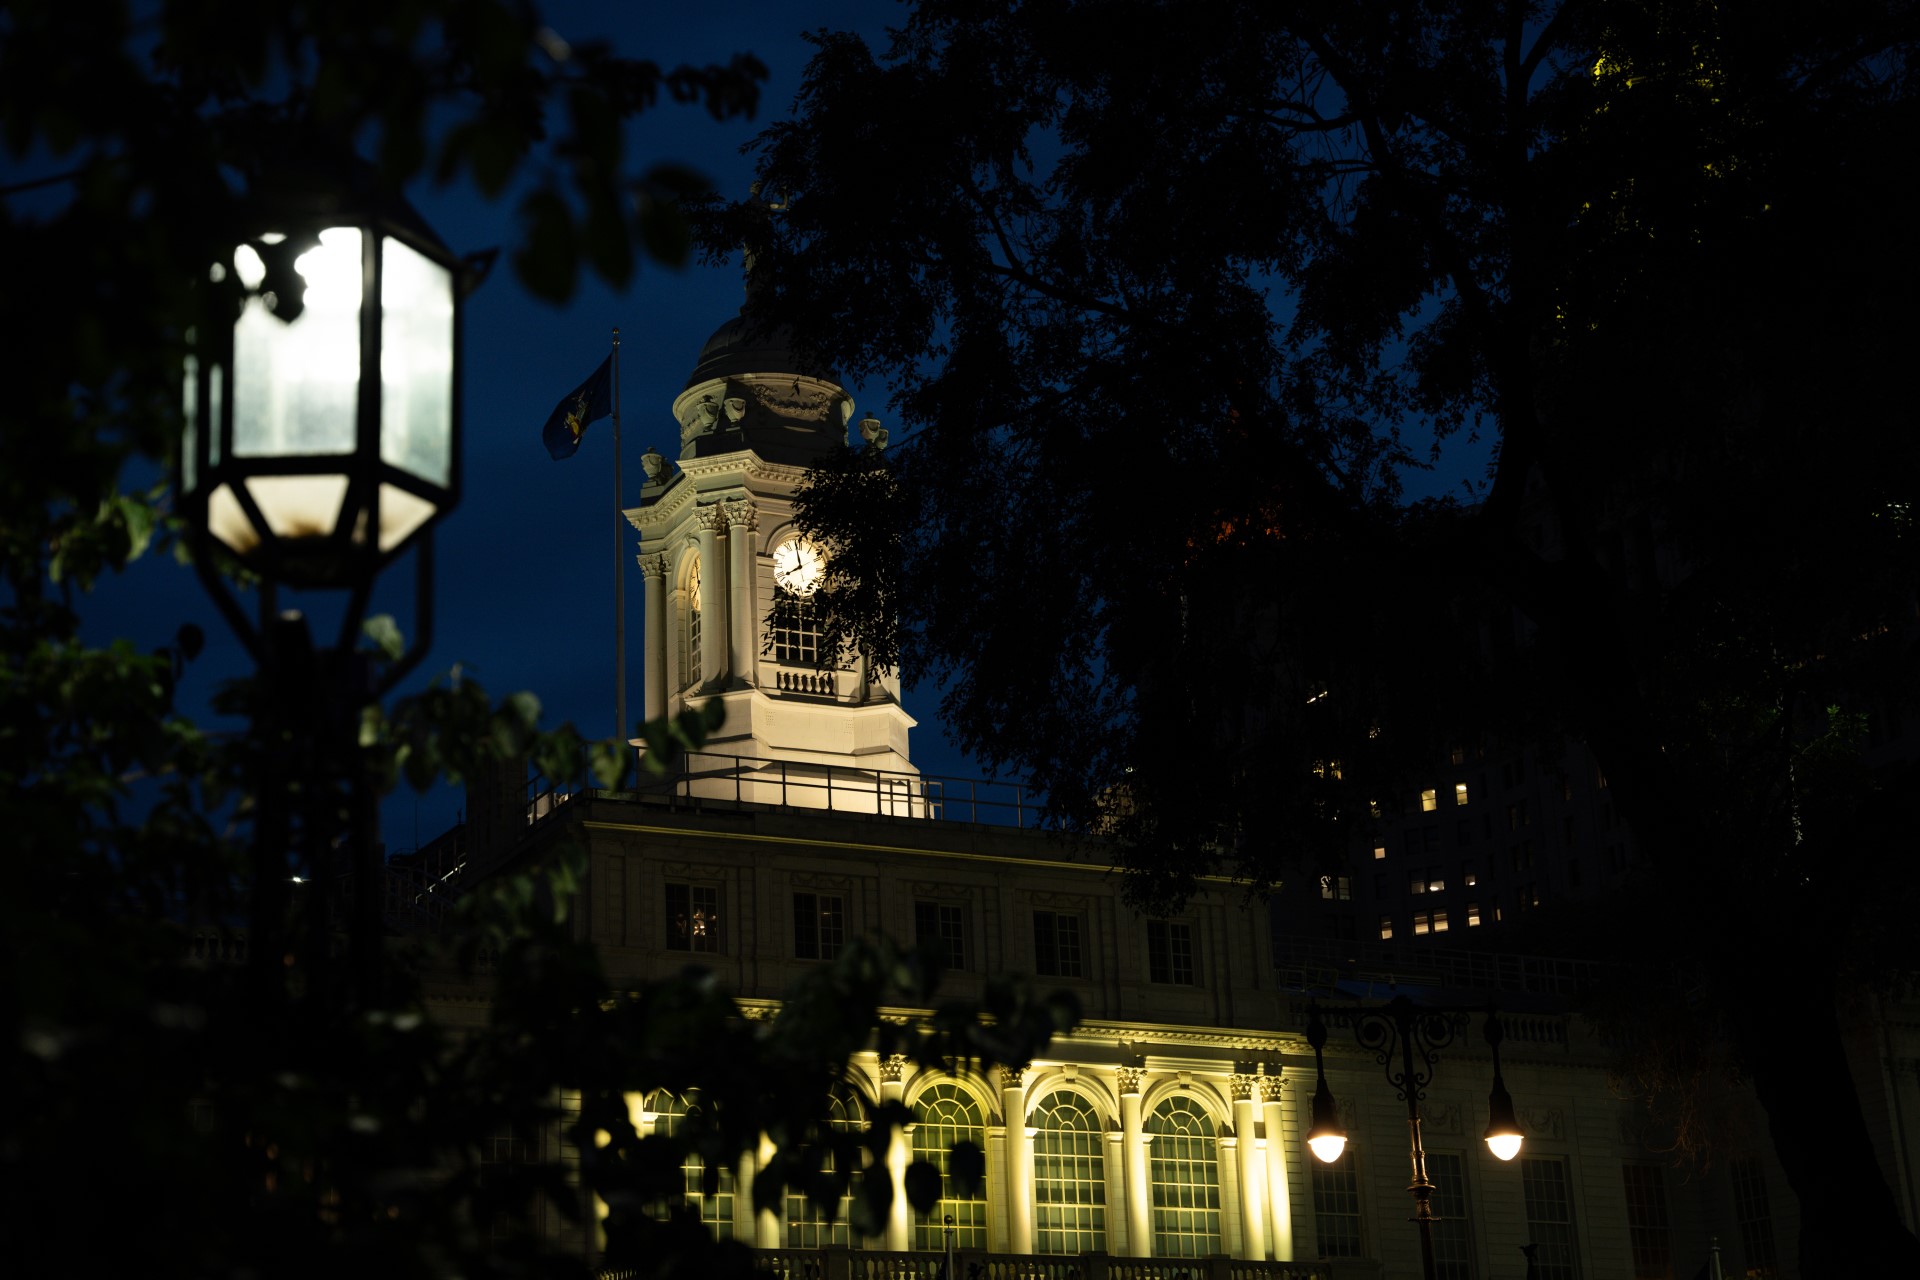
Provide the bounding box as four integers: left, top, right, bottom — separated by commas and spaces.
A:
71, 0, 1486, 856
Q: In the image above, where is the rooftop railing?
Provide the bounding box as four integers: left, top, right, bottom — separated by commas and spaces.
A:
527, 751, 1048, 831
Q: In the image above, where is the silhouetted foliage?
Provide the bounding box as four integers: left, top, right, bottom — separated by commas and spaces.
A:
701, 0, 1920, 1269
2, 2, 1074, 1275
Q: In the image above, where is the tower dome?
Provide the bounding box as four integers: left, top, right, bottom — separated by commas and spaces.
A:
671, 307, 851, 465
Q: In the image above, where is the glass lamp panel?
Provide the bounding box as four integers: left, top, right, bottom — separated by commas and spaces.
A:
206, 482, 258, 553
374, 483, 436, 552
248, 475, 350, 543
231, 227, 362, 460
379, 236, 454, 488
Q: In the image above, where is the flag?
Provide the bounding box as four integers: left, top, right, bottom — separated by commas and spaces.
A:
540, 355, 614, 460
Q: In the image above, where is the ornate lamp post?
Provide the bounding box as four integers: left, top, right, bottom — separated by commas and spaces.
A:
180, 152, 466, 1004
1306, 997, 1524, 1280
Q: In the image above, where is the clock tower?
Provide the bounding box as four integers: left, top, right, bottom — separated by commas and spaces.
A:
624, 307, 917, 810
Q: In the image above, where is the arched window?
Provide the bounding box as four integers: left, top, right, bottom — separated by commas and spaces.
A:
912, 1083, 987, 1250
1031, 1090, 1106, 1254
1146, 1094, 1221, 1257
646, 1090, 733, 1240
786, 1086, 866, 1249
684, 557, 703, 687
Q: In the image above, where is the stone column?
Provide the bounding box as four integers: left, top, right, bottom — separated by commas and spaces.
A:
724, 499, 756, 690
1260, 1069, 1294, 1260
695, 506, 728, 690
1103, 1130, 1128, 1256
757, 1133, 782, 1248
1231, 1074, 1267, 1259
1116, 1068, 1152, 1256
987, 1124, 1009, 1253
640, 553, 667, 723
881, 1055, 911, 1251
1000, 1067, 1033, 1254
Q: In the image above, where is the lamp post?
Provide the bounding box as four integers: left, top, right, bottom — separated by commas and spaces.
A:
1305, 997, 1524, 1280
180, 150, 465, 1006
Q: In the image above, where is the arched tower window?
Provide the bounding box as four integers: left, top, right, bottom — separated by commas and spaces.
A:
911, 1083, 987, 1250
1146, 1094, 1221, 1257
1031, 1090, 1106, 1254
646, 1090, 733, 1240
684, 557, 703, 688
786, 1086, 866, 1249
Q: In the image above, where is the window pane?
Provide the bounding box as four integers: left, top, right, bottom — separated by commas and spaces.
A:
1426, 1152, 1473, 1280
648, 1091, 734, 1240
1032, 1091, 1105, 1255
1521, 1158, 1580, 1280
1147, 1096, 1220, 1257
911, 1084, 987, 1250
1623, 1165, 1672, 1280
1311, 1152, 1363, 1258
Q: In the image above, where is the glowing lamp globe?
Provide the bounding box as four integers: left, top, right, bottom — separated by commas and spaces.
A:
1484, 1077, 1524, 1161
1307, 1078, 1347, 1163
182, 159, 461, 590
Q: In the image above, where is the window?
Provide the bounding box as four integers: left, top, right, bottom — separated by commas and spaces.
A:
1426, 867, 1445, 893
1466, 902, 1481, 927
648, 1091, 734, 1240
666, 882, 722, 952
1373, 844, 1387, 861
1563, 815, 1576, 846
1462, 864, 1478, 887
683, 558, 704, 687
1456, 819, 1473, 846
793, 892, 846, 961
1521, 1158, 1580, 1280
1454, 782, 1470, 806
1409, 873, 1427, 896
1504, 758, 1527, 788
1319, 875, 1351, 901
1311, 1151, 1363, 1258
1032, 1091, 1106, 1254
1512, 841, 1535, 871
477, 1118, 542, 1243
915, 901, 970, 971
1622, 1164, 1671, 1280
1379, 915, 1394, 941
1034, 911, 1084, 978
1432, 910, 1449, 933
1426, 1152, 1474, 1280
1147, 920, 1196, 984
1147, 1095, 1221, 1257
1413, 912, 1431, 935
1508, 802, 1529, 831
1420, 788, 1439, 812
771, 588, 823, 666
912, 1084, 986, 1250
787, 1088, 865, 1248
1730, 1156, 1779, 1280
1373, 872, 1388, 898
1450, 745, 1467, 765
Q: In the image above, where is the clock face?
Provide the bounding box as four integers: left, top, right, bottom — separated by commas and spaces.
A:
772, 538, 824, 595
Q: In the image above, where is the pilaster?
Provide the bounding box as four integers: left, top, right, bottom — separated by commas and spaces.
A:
1000, 1066, 1033, 1254
1116, 1067, 1152, 1256
1260, 1069, 1294, 1259
1232, 1074, 1267, 1259
723, 499, 756, 690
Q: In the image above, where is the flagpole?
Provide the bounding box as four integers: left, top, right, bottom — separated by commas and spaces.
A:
612, 326, 626, 747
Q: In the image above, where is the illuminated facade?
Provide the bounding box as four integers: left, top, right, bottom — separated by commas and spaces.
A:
430, 309, 1920, 1280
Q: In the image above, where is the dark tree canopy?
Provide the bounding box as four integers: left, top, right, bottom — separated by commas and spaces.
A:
702, 0, 1920, 1269
2, 3, 1075, 1276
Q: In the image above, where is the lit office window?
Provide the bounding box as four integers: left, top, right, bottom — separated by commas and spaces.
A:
1466, 903, 1482, 927
1454, 783, 1470, 806
1432, 910, 1449, 933
1379, 916, 1394, 941
1373, 845, 1387, 861
665, 882, 722, 952
1413, 913, 1431, 935
1421, 788, 1439, 812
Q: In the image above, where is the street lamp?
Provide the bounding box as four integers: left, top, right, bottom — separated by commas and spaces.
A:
1303, 997, 1524, 1280
182, 152, 462, 655
179, 151, 467, 1004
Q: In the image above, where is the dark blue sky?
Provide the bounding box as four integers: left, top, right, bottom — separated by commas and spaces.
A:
72, 0, 1486, 856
